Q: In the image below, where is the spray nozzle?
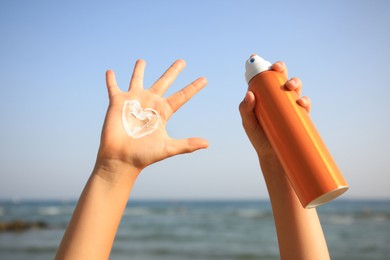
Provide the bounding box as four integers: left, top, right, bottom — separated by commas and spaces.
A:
245, 54, 272, 83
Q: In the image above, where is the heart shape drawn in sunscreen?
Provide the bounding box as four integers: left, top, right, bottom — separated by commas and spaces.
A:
122, 100, 160, 139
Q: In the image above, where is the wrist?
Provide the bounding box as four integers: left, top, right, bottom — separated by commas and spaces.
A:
93, 158, 141, 186
258, 149, 294, 195
256, 141, 277, 160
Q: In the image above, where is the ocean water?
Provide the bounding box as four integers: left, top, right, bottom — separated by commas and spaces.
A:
0, 199, 389, 260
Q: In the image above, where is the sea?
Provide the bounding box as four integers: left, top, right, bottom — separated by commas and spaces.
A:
0, 199, 389, 260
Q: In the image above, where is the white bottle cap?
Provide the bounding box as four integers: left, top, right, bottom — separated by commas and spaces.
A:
245, 54, 272, 84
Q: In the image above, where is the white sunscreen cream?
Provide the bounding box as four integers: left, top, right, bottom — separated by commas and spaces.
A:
122, 100, 160, 139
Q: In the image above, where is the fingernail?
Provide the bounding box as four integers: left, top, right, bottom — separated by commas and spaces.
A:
273, 62, 282, 70
244, 91, 251, 102
286, 80, 295, 90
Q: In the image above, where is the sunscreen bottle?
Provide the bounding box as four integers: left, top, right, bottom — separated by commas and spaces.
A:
245, 54, 348, 208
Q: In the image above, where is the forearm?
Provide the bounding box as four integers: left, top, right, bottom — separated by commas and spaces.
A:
55, 162, 140, 260
259, 152, 330, 260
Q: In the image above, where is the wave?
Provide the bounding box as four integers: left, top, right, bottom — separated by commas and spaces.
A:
235, 209, 271, 219
0, 245, 58, 253
324, 215, 355, 225
123, 207, 153, 216
122, 206, 199, 217
38, 206, 73, 216
321, 211, 390, 225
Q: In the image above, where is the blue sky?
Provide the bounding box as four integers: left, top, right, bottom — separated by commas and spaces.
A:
0, 1, 389, 200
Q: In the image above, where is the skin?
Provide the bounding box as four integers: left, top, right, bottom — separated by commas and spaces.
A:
55, 59, 208, 260
239, 62, 330, 260
56, 59, 330, 260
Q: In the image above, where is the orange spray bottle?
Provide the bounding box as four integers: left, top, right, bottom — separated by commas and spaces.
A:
245, 54, 348, 208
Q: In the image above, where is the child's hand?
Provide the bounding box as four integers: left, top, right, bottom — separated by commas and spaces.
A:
239, 61, 311, 157
96, 59, 208, 176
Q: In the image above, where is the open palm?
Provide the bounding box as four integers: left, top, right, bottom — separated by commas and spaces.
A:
97, 59, 208, 171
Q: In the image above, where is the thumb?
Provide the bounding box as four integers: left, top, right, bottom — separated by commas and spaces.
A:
239, 91, 258, 132
167, 137, 209, 156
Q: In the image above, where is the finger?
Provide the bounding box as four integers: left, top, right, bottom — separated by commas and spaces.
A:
105, 70, 121, 98
297, 96, 311, 114
166, 137, 209, 157
128, 59, 146, 91
271, 61, 288, 78
166, 77, 207, 115
285, 77, 302, 96
149, 59, 186, 96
